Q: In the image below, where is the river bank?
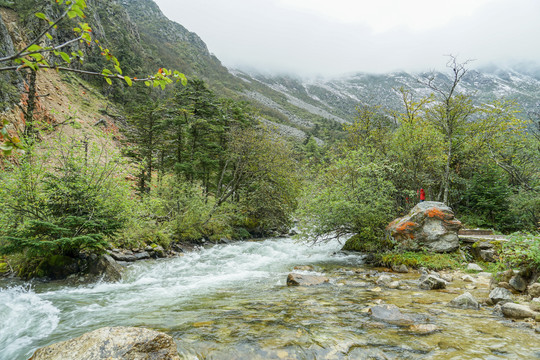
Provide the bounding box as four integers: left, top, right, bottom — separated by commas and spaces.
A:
1, 237, 539, 360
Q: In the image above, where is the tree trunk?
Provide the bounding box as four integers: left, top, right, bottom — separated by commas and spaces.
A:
443, 137, 453, 204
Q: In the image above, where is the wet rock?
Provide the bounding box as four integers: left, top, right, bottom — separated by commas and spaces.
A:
509, 274, 528, 292
108, 251, 137, 262
462, 275, 475, 283
134, 251, 151, 260
439, 273, 453, 282
87, 255, 123, 282
29, 326, 180, 360
536, 326, 540, 334
408, 324, 440, 335
293, 265, 314, 271
419, 274, 447, 290
448, 292, 480, 309
376, 274, 393, 286
530, 297, 540, 312
385, 201, 461, 253
489, 287, 514, 305
286, 273, 329, 286
501, 303, 538, 319
494, 269, 515, 284
153, 245, 166, 258
467, 263, 483, 272
388, 281, 401, 289
528, 283, 540, 298
392, 264, 409, 273
492, 304, 503, 316
368, 304, 414, 326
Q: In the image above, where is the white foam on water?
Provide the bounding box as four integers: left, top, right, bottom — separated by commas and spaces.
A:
0, 285, 60, 360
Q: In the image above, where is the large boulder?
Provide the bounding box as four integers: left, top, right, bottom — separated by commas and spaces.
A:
29, 326, 180, 360
386, 201, 462, 253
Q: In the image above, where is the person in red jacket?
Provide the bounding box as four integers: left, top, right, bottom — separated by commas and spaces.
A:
419, 188, 426, 202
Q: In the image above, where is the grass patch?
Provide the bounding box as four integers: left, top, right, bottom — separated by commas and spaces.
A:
375, 251, 463, 271
342, 233, 394, 252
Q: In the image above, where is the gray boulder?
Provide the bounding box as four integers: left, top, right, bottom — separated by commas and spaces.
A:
509, 274, 528, 292
368, 304, 414, 326
489, 287, 513, 305
467, 263, 483, 272
29, 326, 180, 360
419, 274, 447, 290
501, 303, 538, 319
448, 292, 480, 309
386, 201, 461, 253
528, 283, 540, 298
87, 255, 123, 282
287, 273, 329, 286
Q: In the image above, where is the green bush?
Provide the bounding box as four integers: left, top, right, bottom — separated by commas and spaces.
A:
499, 233, 540, 271
0, 137, 132, 262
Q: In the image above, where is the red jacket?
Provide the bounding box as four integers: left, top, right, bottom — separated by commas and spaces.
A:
420, 189, 426, 201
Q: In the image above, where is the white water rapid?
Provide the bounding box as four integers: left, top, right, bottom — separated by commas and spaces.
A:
0, 237, 360, 360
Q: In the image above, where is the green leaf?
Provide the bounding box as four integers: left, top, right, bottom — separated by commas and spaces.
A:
67, 11, 77, 19
26, 44, 42, 53
35, 12, 47, 20
46, 33, 53, 40
59, 52, 71, 64
105, 77, 112, 85
124, 76, 132, 87
144, 81, 150, 87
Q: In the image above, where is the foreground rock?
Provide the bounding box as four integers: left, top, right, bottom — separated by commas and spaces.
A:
528, 283, 540, 298
30, 326, 180, 360
419, 274, 447, 290
368, 304, 414, 326
386, 201, 462, 253
287, 273, 329, 286
501, 303, 538, 319
448, 292, 480, 309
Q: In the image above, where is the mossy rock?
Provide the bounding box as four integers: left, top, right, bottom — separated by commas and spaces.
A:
0, 262, 8, 273
375, 251, 462, 271
36, 255, 80, 280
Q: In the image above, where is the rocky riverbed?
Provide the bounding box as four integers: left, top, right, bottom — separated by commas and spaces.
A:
2, 237, 539, 360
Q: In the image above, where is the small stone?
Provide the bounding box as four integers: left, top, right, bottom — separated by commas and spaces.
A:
462, 275, 474, 283
527, 283, 540, 298
133, 251, 150, 260
448, 292, 480, 309
388, 281, 401, 289
376, 274, 393, 286
530, 297, 540, 312
501, 302, 538, 319
368, 304, 414, 326
419, 274, 447, 290
392, 264, 409, 273
465, 285, 477, 290
408, 324, 440, 334
536, 327, 540, 334
440, 273, 453, 282
287, 273, 329, 286
489, 287, 514, 305
467, 263, 483, 272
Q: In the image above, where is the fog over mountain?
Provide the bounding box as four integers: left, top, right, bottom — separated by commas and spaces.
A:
154, 0, 540, 76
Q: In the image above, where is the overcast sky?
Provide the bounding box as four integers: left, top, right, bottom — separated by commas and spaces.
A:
153, 0, 540, 77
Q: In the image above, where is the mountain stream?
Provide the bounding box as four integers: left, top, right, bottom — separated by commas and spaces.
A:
1, 237, 539, 359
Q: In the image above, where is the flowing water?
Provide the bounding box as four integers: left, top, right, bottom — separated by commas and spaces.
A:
1, 238, 539, 360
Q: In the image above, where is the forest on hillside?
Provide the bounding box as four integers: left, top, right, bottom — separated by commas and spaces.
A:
0, 0, 538, 280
